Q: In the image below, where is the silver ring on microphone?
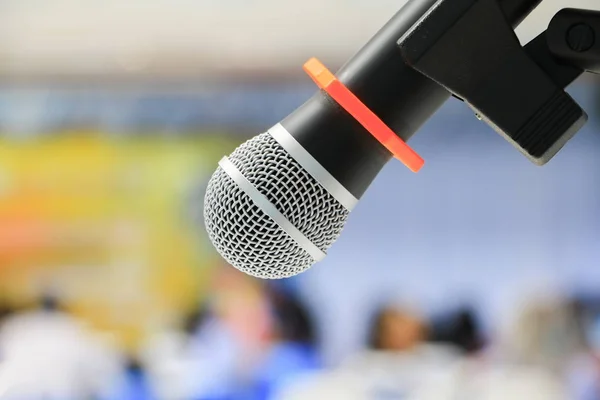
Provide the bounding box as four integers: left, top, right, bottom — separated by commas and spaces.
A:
269, 123, 359, 211
218, 156, 327, 262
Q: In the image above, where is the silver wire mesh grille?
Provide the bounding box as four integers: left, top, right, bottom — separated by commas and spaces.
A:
228, 133, 350, 250
204, 167, 315, 279
203, 133, 350, 279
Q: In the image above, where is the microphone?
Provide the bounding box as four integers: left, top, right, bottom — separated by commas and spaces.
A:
203, 0, 569, 279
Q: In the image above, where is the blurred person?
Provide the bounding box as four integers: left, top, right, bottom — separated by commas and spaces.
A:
501, 296, 585, 372
0, 301, 14, 328
480, 295, 585, 400
274, 301, 569, 400
271, 304, 463, 400
429, 307, 486, 355
0, 294, 125, 400
144, 269, 322, 400
340, 304, 463, 398
183, 278, 322, 400
367, 305, 429, 351
568, 353, 600, 400
141, 300, 241, 400
565, 298, 600, 400
142, 266, 272, 400
243, 285, 322, 400
106, 356, 154, 400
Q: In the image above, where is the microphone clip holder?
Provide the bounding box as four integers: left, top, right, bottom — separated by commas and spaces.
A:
398, 0, 600, 165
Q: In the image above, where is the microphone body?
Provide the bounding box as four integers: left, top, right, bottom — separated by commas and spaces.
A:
283, 0, 541, 198
204, 0, 544, 279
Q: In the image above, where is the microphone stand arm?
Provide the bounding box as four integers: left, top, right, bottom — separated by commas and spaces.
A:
397, 0, 600, 165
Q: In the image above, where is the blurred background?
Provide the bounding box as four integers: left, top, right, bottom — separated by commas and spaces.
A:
0, 0, 600, 399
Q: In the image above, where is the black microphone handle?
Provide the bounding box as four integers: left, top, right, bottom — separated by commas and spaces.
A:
281, 0, 543, 199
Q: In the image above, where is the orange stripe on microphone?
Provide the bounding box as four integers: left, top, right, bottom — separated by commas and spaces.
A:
303, 57, 424, 173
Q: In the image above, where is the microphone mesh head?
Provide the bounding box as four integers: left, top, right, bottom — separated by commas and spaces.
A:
203, 133, 350, 279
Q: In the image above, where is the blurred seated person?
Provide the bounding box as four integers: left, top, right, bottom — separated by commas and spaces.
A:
368, 305, 429, 351
142, 265, 322, 400
0, 294, 124, 400
429, 307, 486, 355
272, 304, 462, 400
0, 300, 14, 327
500, 296, 592, 400
142, 266, 272, 400
341, 305, 462, 397
273, 302, 568, 400
243, 285, 322, 400
141, 299, 242, 400
106, 356, 153, 400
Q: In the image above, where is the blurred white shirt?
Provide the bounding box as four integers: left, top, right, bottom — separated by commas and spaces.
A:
0, 311, 124, 400
273, 345, 568, 400
141, 318, 242, 400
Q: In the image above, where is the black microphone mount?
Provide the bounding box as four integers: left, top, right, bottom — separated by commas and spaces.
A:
398, 0, 600, 165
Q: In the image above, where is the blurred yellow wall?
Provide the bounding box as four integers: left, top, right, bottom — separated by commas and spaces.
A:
0, 132, 237, 349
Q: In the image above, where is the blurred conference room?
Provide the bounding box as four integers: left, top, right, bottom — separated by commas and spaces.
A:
0, 0, 599, 399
